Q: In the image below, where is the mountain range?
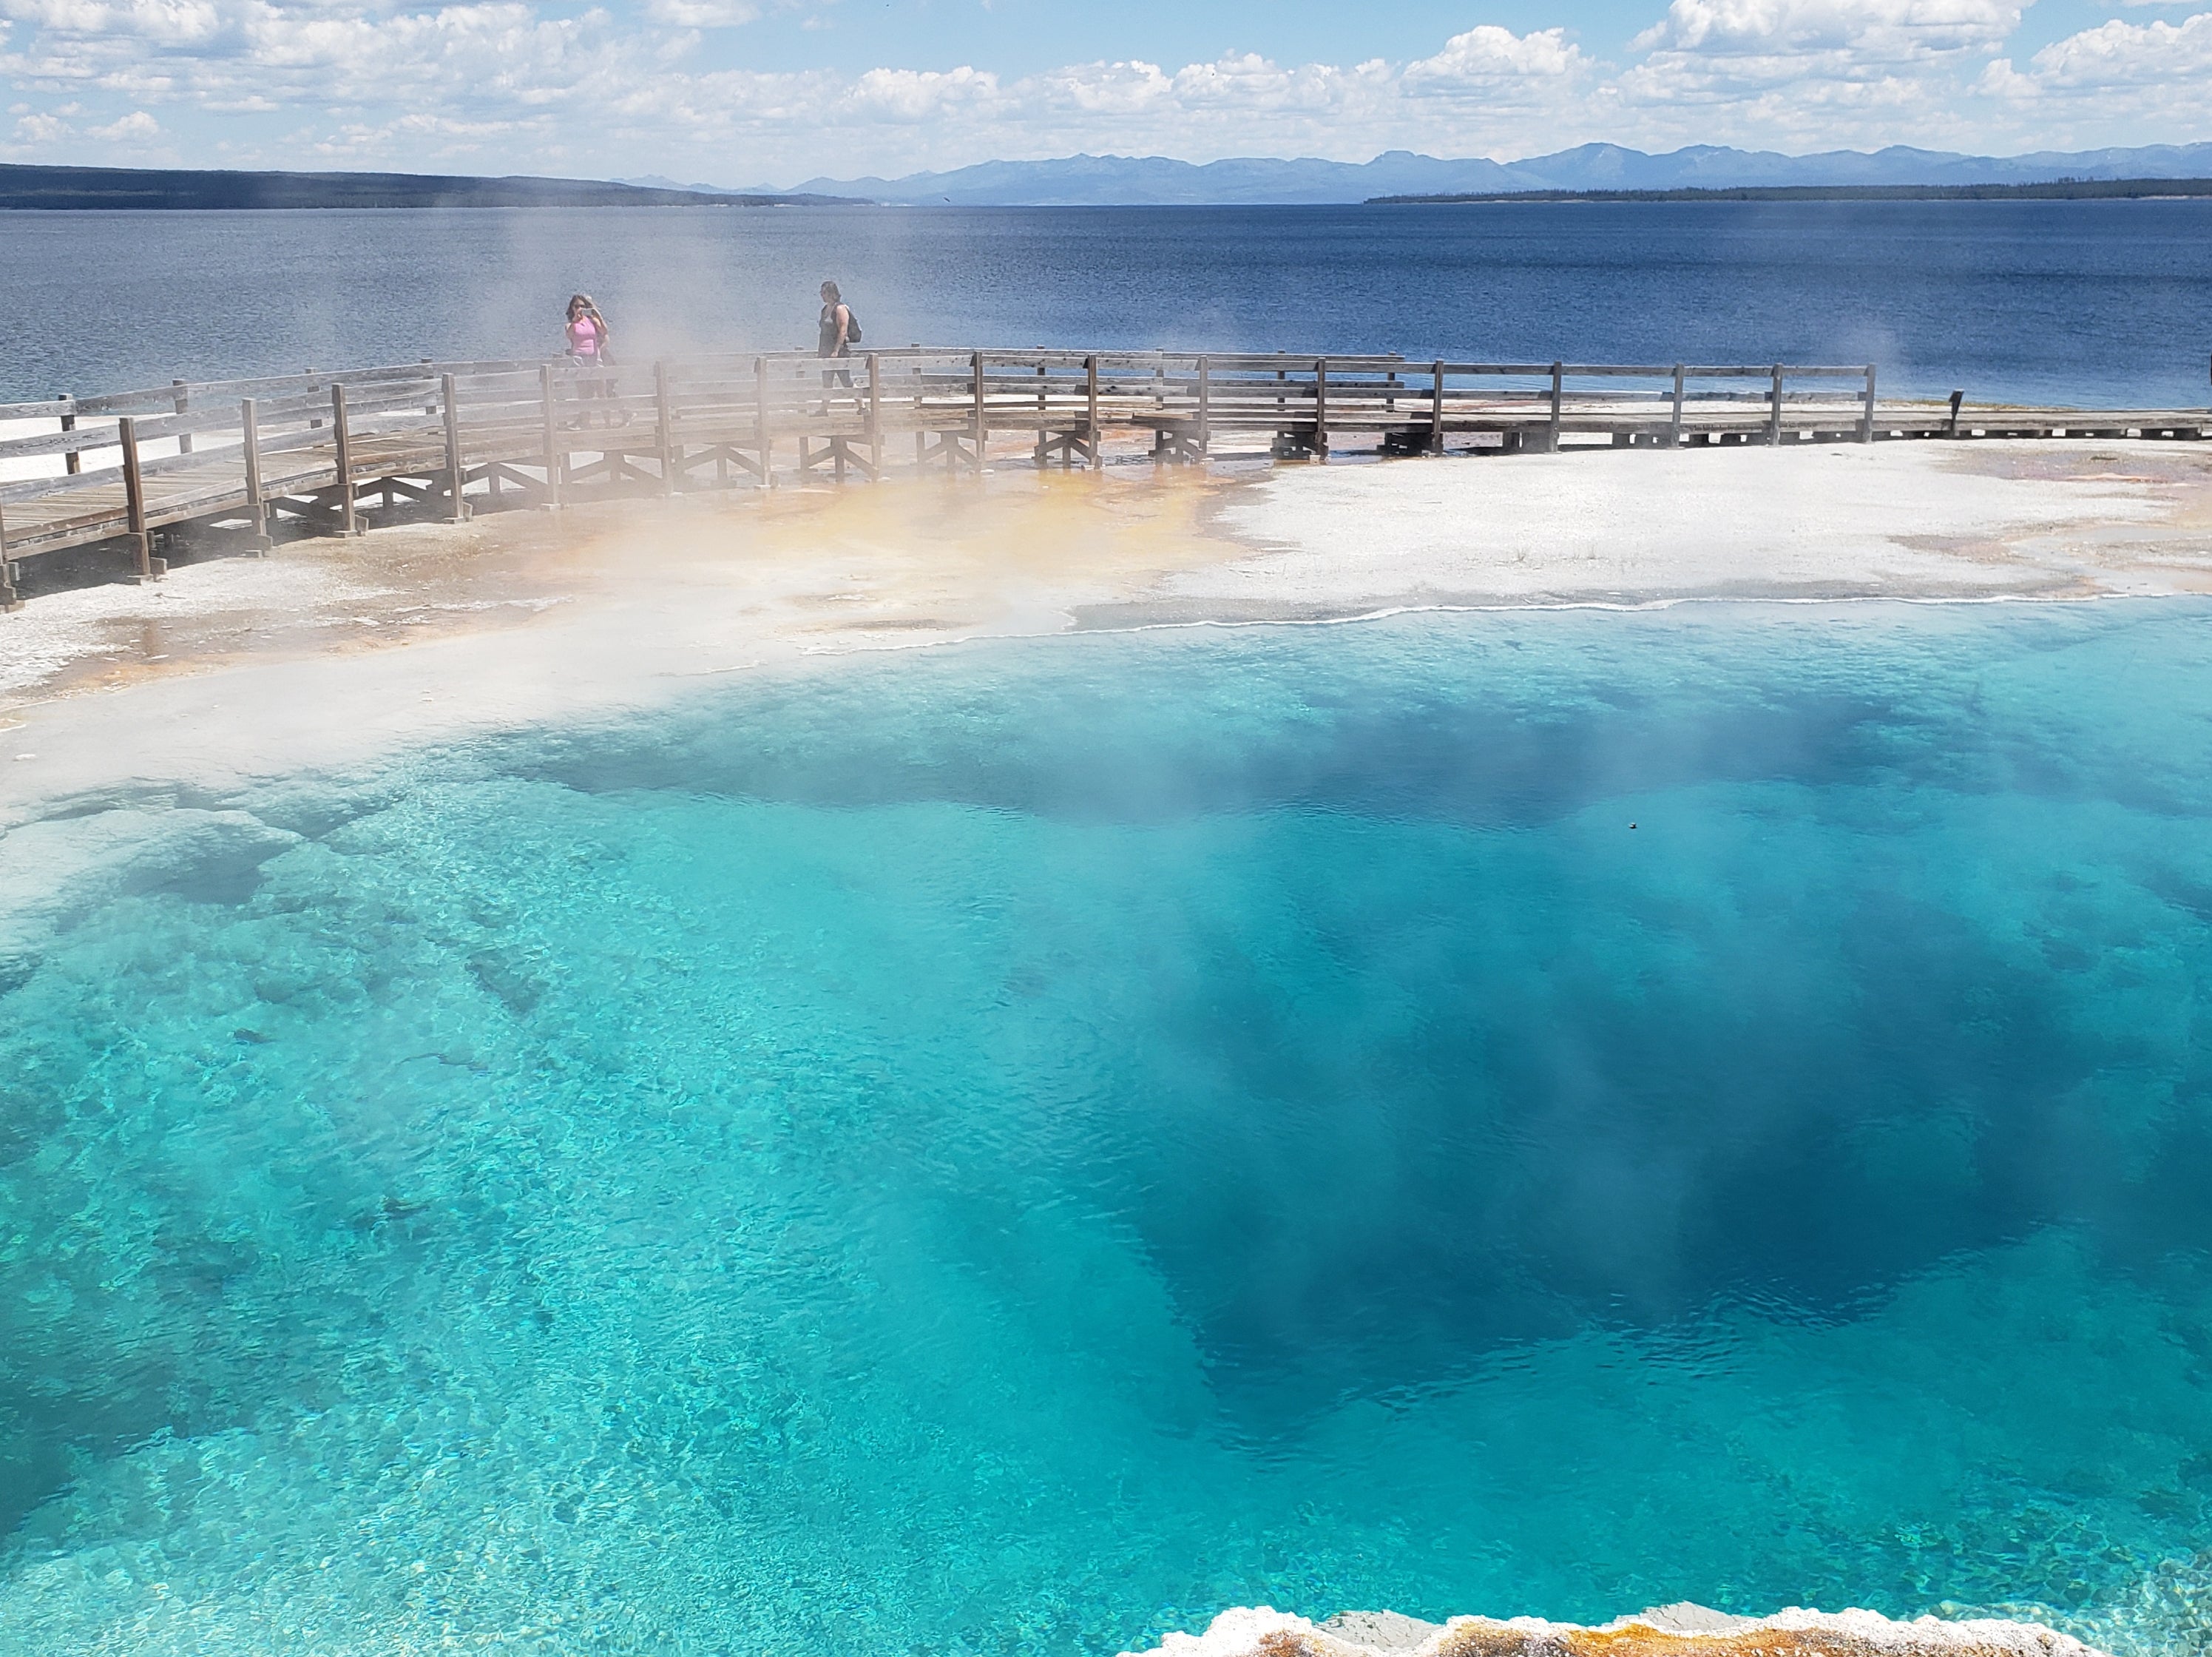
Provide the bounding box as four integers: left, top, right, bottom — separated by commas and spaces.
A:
629, 141, 2212, 206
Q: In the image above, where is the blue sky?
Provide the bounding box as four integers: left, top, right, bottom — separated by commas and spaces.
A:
4, 0, 2210, 183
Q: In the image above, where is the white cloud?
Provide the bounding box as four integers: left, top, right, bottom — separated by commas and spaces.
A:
1633, 0, 2020, 58
2000, 10, 2212, 88
1975, 10, 2212, 138
1407, 23, 1591, 86
84, 101, 151, 135
642, 0, 754, 27
0, 4, 2208, 180
1604, 0, 2041, 145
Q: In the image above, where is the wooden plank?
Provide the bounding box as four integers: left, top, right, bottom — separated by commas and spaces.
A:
654, 360, 675, 496
971, 350, 987, 470
442, 374, 467, 522
331, 383, 360, 536
118, 416, 159, 580
241, 397, 270, 551
1086, 354, 1100, 468
755, 356, 772, 487
1768, 366, 1785, 445
541, 363, 564, 507
867, 353, 883, 481
1670, 365, 1685, 448
0, 504, 17, 610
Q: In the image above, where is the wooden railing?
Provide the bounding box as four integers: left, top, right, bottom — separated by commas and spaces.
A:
3, 348, 2205, 610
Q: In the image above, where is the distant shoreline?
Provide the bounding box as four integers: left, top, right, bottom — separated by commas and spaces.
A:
0, 163, 853, 212
1371, 178, 2212, 205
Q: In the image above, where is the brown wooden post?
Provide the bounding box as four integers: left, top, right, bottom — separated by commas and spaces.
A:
0, 506, 16, 611
1861, 365, 1878, 444
240, 396, 270, 552
307, 368, 322, 430
1085, 354, 1100, 468
61, 398, 81, 476
1768, 364, 1785, 445
118, 416, 158, 580
331, 383, 358, 536
1197, 355, 1211, 456
1032, 359, 1048, 468
441, 373, 467, 522
654, 360, 676, 495
866, 353, 882, 481
172, 380, 194, 456
1670, 364, 1686, 448
1947, 388, 1965, 438
1429, 360, 1445, 453
970, 349, 987, 472
539, 363, 564, 507
1548, 361, 1563, 453
754, 355, 773, 487
1313, 357, 1330, 460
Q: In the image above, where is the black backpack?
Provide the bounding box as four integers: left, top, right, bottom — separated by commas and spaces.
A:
844, 308, 862, 344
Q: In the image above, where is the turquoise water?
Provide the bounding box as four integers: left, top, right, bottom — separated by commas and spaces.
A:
4, 604, 2212, 1655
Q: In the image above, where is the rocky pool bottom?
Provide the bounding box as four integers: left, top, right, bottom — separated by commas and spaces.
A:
4, 603, 2211, 1656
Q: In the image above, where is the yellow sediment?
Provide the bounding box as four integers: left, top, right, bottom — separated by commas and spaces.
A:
3, 439, 2210, 823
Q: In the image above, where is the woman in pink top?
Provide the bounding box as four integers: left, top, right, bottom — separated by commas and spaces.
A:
564, 293, 616, 425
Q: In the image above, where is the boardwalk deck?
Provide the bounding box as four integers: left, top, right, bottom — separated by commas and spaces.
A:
3, 349, 2205, 609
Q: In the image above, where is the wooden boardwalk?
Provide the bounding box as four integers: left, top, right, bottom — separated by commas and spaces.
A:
3, 348, 2206, 610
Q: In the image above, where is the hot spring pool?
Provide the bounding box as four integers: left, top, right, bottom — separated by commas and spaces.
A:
4, 603, 2211, 1655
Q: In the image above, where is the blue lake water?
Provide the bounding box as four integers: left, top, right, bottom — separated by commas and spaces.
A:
4, 200, 2210, 406
4, 602, 2212, 1653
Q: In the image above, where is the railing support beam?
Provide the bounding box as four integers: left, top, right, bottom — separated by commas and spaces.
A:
441, 373, 467, 522
331, 383, 359, 536
241, 396, 270, 552
118, 415, 161, 581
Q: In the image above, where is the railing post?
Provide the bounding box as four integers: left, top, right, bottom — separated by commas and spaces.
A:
60, 397, 81, 476
1197, 355, 1211, 455
331, 382, 358, 536
240, 396, 270, 552
971, 349, 987, 471
1033, 359, 1048, 468
1861, 365, 1878, 445
539, 362, 563, 507
755, 355, 773, 487
867, 353, 882, 481
172, 379, 194, 456
1548, 361, 1563, 453
1670, 364, 1685, 448
1085, 354, 1100, 468
1768, 363, 1784, 445
654, 360, 675, 496
0, 506, 17, 611
118, 415, 159, 581
441, 372, 467, 522
1947, 388, 1964, 439
1313, 357, 1330, 460
1430, 360, 1445, 454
